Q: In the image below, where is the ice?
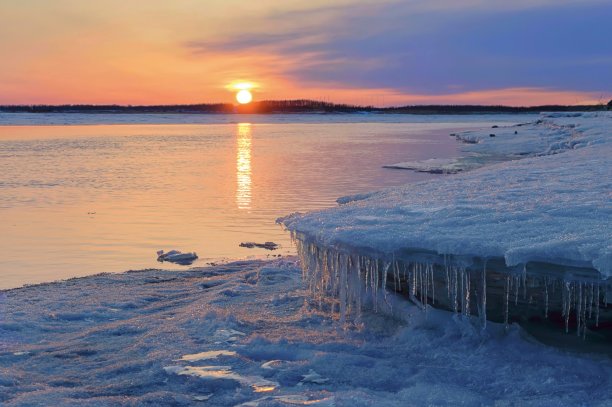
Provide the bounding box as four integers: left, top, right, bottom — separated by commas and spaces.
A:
383, 157, 468, 174
282, 113, 611, 277
3, 259, 611, 405
280, 113, 611, 338
157, 249, 198, 265
384, 112, 611, 173
1, 112, 611, 405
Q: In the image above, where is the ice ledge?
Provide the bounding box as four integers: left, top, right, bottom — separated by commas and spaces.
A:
279, 114, 612, 279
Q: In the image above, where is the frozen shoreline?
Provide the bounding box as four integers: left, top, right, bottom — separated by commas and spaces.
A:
2, 112, 611, 405
2, 259, 612, 406
282, 113, 611, 277
281, 112, 611, 338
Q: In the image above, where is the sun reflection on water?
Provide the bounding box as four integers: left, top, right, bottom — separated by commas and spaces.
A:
236, 123, 252, 209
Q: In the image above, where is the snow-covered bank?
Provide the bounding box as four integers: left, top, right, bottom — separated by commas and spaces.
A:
280, 113, 611, 335
385, 112, 610, 173
2, 260, 612, 406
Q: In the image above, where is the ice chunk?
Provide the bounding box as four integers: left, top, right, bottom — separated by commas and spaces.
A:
383, 158, 468, 174
239, 241, 279, 250
157, 249, 198, 265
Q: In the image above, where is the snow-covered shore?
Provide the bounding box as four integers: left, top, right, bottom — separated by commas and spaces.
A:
283, 113, 610, 276
2, 259, 612, 406
280, 112, 611, 336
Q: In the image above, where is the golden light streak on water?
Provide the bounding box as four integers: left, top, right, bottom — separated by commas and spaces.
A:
236, 123, 252, 209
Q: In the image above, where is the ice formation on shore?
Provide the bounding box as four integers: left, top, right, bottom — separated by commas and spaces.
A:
281, 113, 612, 335
385, 112, 610, 173
2, 260, 612, 405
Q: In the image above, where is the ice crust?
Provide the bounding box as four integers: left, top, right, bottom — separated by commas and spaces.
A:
2, 260, 612, 405
282, 113, 612, 278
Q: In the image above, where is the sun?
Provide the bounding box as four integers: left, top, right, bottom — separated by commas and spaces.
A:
236, 89, 253, 104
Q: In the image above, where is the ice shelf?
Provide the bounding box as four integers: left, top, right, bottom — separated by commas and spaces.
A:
280, 113, 611, 336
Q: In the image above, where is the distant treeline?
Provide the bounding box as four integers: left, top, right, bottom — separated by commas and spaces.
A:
1, 99, 610, 114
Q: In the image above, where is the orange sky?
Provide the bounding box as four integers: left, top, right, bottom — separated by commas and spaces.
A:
0, 1, 608, 106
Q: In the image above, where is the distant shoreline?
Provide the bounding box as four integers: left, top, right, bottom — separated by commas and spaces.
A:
1, 99, 609, 115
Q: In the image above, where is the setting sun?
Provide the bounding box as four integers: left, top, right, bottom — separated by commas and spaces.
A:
236, 89, 253, 104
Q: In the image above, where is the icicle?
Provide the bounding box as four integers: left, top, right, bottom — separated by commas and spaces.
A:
576, 282, 582, 337
514, 274, 519, 306
382, 262, 391, 311
481, 260, 487, 329
465, 268, 471, 317
595, 283, 600, 327
394, 261, 401, 292
452, 265, 459, 313
339, 254, 347, 323
460, 268, 465, 315
563, 281, 572, 334
544, 277, 549, 319
445, 256, 451, 300
504, 276, 510, 327
392, 259, 397, 293
522, 264, 527, 300
430, 264, 436, 305
588, 283, 593, 319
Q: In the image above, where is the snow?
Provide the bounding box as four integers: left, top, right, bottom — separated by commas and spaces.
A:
2, 259, 612, 406
385, 112, 611, 173
282, 113, 612, 278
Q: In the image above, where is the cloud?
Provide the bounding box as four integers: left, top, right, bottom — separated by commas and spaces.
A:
186, 0, 612, 99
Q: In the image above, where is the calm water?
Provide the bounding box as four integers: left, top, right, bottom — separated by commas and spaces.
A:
0, 114, 531, 288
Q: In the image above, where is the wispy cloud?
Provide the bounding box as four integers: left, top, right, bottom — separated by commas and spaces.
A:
186, 0, 612, 98
0, 0, 609, 104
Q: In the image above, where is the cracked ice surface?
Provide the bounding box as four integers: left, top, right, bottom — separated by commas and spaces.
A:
282, 113, 612, 277
2, 260, 612, 406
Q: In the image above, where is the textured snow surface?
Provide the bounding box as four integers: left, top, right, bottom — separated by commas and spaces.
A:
2, 260, 612, 406
283, 113, 612, 277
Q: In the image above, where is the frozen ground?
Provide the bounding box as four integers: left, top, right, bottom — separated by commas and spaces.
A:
2, 259, 612, 406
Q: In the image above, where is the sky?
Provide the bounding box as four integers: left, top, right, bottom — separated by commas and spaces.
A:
0, 0, 610, 106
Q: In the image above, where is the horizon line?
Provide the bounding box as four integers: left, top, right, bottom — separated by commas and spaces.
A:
1, 98, 610, 110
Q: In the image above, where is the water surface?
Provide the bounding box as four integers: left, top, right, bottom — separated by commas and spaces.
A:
0, 114, 530, 288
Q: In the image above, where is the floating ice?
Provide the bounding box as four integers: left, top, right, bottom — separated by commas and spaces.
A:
383, 158, 468, 174
156, 249, 198, 265
240, 241, 280, 250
